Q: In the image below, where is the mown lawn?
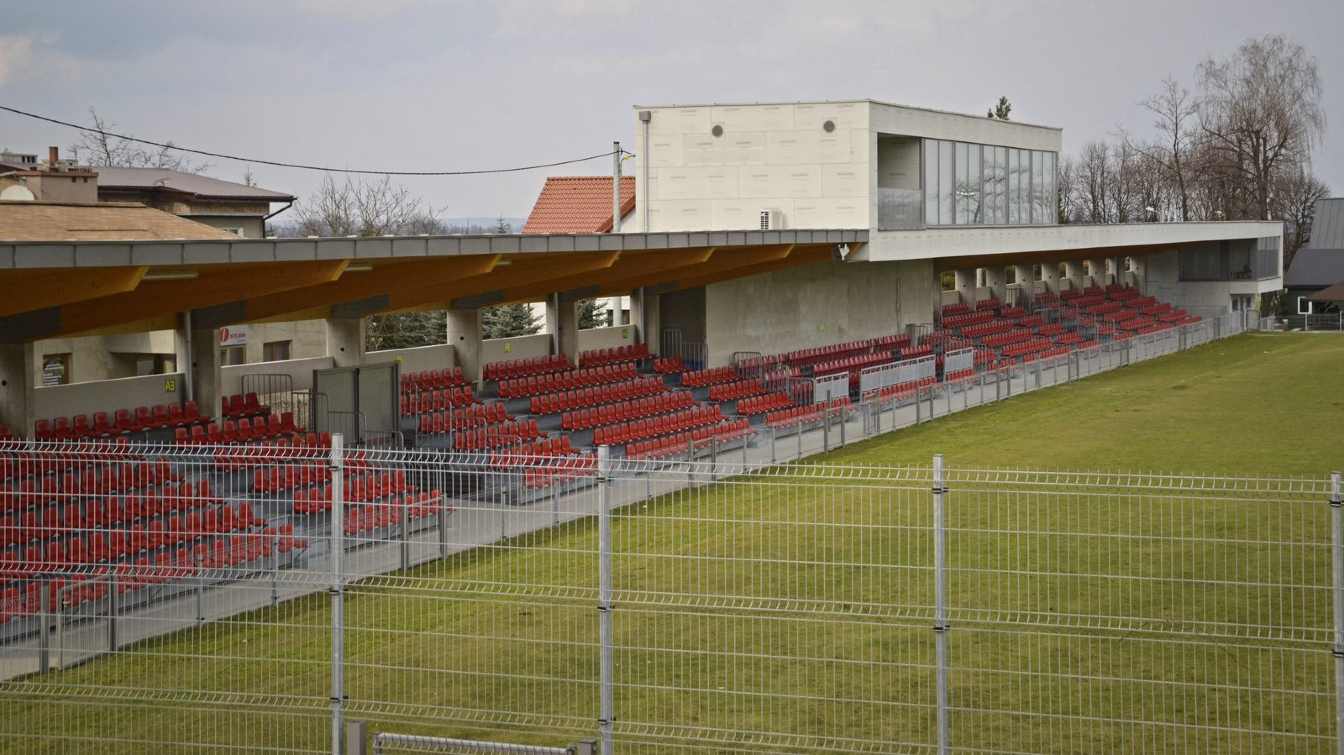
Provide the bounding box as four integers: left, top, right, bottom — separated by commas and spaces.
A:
2, 333, 1342, 754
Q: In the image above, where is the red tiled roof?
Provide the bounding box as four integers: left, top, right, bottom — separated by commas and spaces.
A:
522, 176, 636, 234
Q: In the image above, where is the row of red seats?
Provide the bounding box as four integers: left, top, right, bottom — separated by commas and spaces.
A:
498, 363, 637, 399
211, 433, 335, 470
35, 401, 208, 441
999, 306, 1026, 319
946, 310, 999, 327
401, 385, 476, 416
776, 337, 889, 370
981, 330, 1035, 349
2, 457, 176, 496
175, 412, 298, 445
593, 405, 724, 446
223, 393, 268, 421
624, 419, 753, 460
416, 403, 510, 435
290, 471, 417, 513
453, 420, 545, 451
960, 320, 1017, 339
680, 366, 738, 389
942, 303, 971, 317
1037, 323, 1066, 337
343, 495, 444, 537
1024, 347, 1073, 363
764, 398, 852, 428
4, 501, 261, 565
900, 345, 934, 360
865, 377, 937, 402
653, 356, 684, 374
484, 354, 572, 383
251, 463, 343, 494
562, 392, 696, 431
1001, 339, 1058, 360
945, 369, 976, 382
812, 352, 889, 379
976, 299, 1001, 312
2, 487, 223, 544
400, 367, 468, 392
707, 379, 767, 402
487, 436, 581, 468
528, 376, 666, 415
734, 393, 793, 416
580, 342, 649, 368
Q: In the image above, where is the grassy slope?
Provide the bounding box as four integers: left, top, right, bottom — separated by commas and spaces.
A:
3, 333, 1343, 754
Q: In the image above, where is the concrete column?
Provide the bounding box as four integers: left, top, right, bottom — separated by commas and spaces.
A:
983, 266, 1007, 304
1088, 259, 1109, 289
546, 294, 580, 365
1040, 262, 1060, 293
1130, 255, 1148, 293
1062, 261, 1086, 292
325, 317, 366, 368
445, 309, 482, 383
1009, 263, 1033, 306
953, 269, 976, 305
0, 343, 37, 438
615, 295, 630, 326
189, 327, 223, 422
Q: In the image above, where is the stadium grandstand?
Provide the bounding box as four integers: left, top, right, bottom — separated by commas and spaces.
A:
0, 98, 1291, 752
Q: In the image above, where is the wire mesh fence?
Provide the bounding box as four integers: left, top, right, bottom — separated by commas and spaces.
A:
0, 435, 1340, 754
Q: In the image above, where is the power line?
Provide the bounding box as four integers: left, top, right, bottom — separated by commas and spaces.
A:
0, 104, 634, 176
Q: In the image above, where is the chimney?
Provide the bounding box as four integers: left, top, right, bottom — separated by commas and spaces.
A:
47, 146, 59, 168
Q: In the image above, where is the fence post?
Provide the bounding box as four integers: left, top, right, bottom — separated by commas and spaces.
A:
596, 446, 615, 755
932, 454, 950, 755
108, 572, 118, 651
822, 408, 831, 451
330, 433, 346, 755
1331, 470, 1343, 755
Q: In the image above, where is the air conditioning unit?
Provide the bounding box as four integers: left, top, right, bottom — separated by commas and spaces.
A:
759, 209, 785, 230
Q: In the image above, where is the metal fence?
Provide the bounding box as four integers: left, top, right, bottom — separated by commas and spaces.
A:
0, 435, 1340, 754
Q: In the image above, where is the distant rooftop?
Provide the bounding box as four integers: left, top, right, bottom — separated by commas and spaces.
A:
523, 176, 635, 235
94, 167, 295, 202
631, 98, 1062, 132
0, 200, 240, 241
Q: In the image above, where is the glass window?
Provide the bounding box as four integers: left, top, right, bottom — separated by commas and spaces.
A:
994, 147, 1008, 224
923, 139, 938, 226
953, 142, 969, 224
965, 145, 982, 223
1007, 150, 1020, 224
938, 141, 954, 225
1031, 151, 1045, 224
1042, 152, 1057, 224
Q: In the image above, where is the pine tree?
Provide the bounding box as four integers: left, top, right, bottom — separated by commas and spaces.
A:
481, 303, 541, 339
365, 310, 447, 351
986, 96, 1012, 120
577, 298, 610, 329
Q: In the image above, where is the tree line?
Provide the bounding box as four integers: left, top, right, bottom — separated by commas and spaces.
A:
1053, 34, 1329, 265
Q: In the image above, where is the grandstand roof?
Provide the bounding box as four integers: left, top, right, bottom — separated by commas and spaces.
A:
1307, 281, 1344, 301
1286, 246, 1344, 288
0, 200, 239, 241
522, 176, 635, 234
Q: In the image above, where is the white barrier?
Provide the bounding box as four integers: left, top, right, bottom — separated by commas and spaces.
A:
858, 355, 936, 396
813, 372, 849, 403
943, 348, 974, 376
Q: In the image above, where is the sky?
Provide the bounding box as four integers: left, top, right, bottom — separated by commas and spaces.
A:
0, 0, 1340, 220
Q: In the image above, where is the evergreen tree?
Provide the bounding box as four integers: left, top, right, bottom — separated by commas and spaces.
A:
365, 310, 447, 351
986, 96, 1012, 120
493, 216, 512, 234
481, 303, 541, 339
577, 298, 610, 329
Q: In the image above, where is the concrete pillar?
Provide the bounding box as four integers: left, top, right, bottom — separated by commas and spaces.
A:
189, 327, 223, 422
1009, 263, 1033, 306
953, 269, 976, 305
1040, 262, 1060, 293
445, 309, 482, 383
615, 295, 630, 326
547, 294, 580, 365
0, 343, 37, 438
1130, 255, 1148, 293
1088, 259, 1108, 289
983, 266, 1007, 304
1062, 261, 1086, 292
325, 317, 366, 368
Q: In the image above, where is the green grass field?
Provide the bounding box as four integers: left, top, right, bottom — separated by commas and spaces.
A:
3, 333, 1343, 754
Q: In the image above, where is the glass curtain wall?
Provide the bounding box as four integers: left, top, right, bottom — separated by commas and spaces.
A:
921, 139, 1057, 227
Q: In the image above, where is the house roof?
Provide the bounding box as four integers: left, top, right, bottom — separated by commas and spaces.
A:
94, 167, 295, 202
522, 176, 635, 234
1285, 246, 1344, 288
1307, 281, 1344, 301
0, 200, 241, 241
1307, 198, 1344, 250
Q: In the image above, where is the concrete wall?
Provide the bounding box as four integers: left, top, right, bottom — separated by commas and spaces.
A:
868, 102, 1062, 153
220, 356, 333, 397
364, 344, 455, 375
577, 325, 641, 357
703, 258, 935, 367
658, 287, 706, 350
635, 101, 871, 232
32, 371, 184, 422
244, 321, 327, 363
480, 333, 551, 369
186, 215, 265, 239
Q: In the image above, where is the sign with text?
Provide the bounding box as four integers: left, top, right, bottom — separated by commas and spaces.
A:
218, 326, 249, 347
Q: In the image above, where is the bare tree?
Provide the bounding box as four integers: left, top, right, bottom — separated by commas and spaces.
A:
67, 107, 208, 173
290, 175, 445, 237
1078, 142, 1111, 223
1138, 77, 1199, 220
1197, 34, 1326, 220
1275, 169, 1331, 263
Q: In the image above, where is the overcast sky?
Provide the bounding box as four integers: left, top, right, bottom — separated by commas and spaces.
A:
0, 0, 1340, 220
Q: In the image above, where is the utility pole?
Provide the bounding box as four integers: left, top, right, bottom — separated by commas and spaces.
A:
612, 141, 622, 234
